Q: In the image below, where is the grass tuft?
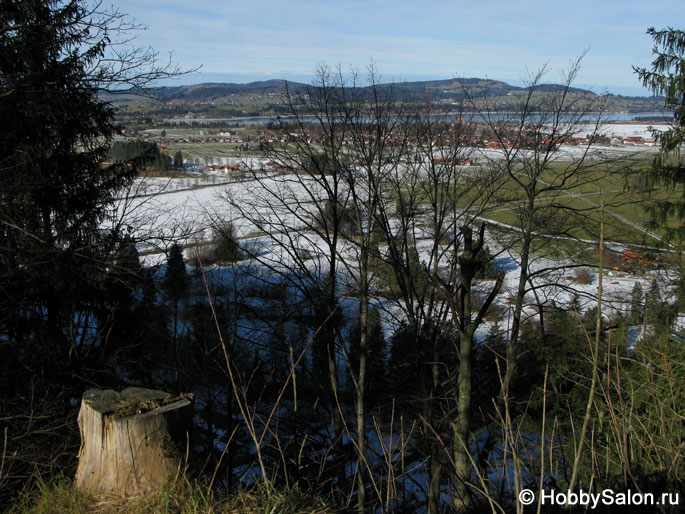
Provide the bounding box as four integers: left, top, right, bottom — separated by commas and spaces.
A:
11, 475, 336, 514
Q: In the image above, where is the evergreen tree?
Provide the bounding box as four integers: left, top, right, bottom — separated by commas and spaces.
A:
109, 140, 170, 170
174, 150, 184, 169
0, 0, 142, 393
645, 280, 676, 332
211, 222, 240, 263
164, 243, 189, 385
474, 244, 497, 279
164, 243, 190, 301
0, 0, 181, 500
634, 28, 685, 245
630, 281, 645, 324
387, 322, 456, 406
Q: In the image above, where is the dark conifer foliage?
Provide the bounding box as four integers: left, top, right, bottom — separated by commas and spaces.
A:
2, 6, 683, 509
0, 0, 136, 390
174, 150, 184, 170
634, 27, 685, 245
0, 0, 180, 501
164, 243, 190, 301
109, 140, 171, 170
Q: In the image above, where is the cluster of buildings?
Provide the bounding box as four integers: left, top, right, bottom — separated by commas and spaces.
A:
163, 121, 660, 175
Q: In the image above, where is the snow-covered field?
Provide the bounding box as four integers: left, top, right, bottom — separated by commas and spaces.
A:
602, 122, 668, 139
110, 121, 680, 504
116, 124, 678, 342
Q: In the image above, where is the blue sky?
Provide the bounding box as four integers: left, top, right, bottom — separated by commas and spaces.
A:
111, 0, 684, 96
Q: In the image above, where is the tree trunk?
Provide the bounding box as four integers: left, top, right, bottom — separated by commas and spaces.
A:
453, 329, 473, 513
427, 443, 443, 514
356, 272, 368, 512
75, 387, 193, 498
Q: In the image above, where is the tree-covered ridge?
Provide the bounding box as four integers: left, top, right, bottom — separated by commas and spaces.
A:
104, 76, 668, 115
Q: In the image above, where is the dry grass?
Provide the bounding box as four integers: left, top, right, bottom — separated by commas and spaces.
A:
11, 475, 337, 514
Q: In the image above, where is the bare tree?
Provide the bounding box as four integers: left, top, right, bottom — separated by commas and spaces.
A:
220, 65, 370, 495
463, 58, 636, 501
465, 58, 613, 401
369, 97, 504, 513
332, 65, 410, 511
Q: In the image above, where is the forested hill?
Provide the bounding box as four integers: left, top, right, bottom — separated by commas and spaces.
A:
147, 77, 587, 102
107, 77, 665, 113
151, 80, 298, 103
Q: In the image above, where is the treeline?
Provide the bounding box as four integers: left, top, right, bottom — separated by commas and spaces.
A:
109, 140, 171, 170
633, 115, 674, 122
132, 243, 682, 504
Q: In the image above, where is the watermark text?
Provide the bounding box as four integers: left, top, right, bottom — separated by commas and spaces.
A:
518, 488, 680, 509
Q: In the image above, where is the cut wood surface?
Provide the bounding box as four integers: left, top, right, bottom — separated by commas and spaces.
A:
75, 387, 193, 498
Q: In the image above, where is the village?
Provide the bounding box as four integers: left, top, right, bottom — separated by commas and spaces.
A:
136, 119, 662, 176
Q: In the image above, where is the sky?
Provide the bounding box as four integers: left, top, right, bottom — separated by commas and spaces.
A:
110, 0, 685, 96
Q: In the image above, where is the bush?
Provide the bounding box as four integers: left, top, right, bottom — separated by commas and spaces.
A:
474, 245, 498, 279
212, 222, 240, 263
572, 268, 592, 285
193, 223, 241, 266
314, 197, 357, 235
190, 242, 218, 267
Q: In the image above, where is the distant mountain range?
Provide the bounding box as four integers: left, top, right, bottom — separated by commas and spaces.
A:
150, 80, 296, 103
145, 77, 655, 102
105, 77, 666, 115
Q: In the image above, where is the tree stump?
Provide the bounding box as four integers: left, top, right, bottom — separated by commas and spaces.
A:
75, 387, 193, 498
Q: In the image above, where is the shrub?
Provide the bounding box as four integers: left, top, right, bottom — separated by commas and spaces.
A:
212, 222, 240, 263
189, 223, 240, 267
191, 242, 219, 267
572, 268, 592, 285
474, 245, 498, 279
